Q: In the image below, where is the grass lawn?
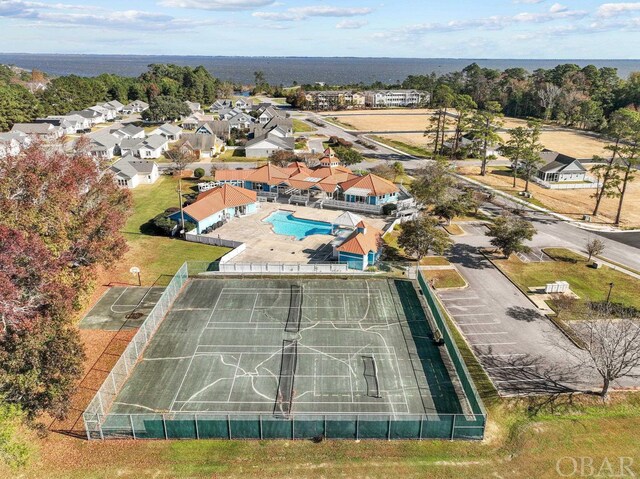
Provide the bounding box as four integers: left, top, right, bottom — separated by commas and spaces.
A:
324, 117, 357, 130
369, 135, 431, 158
421, 268, 467, 289
293, 119, 316, 133
215, 149, 267, 163
493, 247, 640, 310
113, 176, 229, 285
420, 256, 450, 266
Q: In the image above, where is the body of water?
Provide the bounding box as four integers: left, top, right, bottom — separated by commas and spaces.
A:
1, 54, 640, 85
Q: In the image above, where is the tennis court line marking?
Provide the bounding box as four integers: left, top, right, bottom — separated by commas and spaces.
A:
227, 353, 243, 402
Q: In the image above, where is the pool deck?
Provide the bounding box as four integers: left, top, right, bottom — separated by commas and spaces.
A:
202, 202, 388, 263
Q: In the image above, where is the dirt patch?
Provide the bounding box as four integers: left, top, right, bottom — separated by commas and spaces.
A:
46, 328, 137, 437
458, 165, 640, 227
498, 128, 610, 158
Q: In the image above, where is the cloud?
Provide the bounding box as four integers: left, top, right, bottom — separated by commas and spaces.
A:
336, 19, 367, 29
159, 0, 275, 11
0, 0, 216, 31
253, 5, 373, 22
374, 4, 587, 41
597, 2, 640, 18
513, 0, 546, 3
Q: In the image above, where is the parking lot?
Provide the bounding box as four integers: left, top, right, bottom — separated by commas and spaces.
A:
439, 243, 588, 395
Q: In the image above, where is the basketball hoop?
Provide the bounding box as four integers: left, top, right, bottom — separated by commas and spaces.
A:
130, 266, 141, 286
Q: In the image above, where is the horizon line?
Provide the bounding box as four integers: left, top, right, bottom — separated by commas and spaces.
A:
1, 52, 640, 62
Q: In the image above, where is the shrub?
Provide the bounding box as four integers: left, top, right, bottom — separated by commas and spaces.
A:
194, 168, 205, 179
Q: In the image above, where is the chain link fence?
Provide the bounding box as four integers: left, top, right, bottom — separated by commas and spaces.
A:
83, 262, 486, 440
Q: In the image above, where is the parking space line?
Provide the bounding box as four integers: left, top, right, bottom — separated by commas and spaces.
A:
463, 332, 508, 336
478, 353, 526, 358
439, 296, 480, 301
458, 321, 501, 326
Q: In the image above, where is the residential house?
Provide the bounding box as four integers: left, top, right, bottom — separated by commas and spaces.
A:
226, 112, 254, 130
110, 155, 159, 188
444, 135, 502, 158
195, 120, 231, 141
170, 184, 259, 234
33, 117, 79, 135
122, 100, 149, 115
137, 135, 169, 159
364, 90, 425, 108
11, 122, 63, 140
256, 106, 281, 124
178, 133, 224, 159
111, 124, 146, 141
210, 99, 233, 112
245, 132, 295, 158
68, 109, 105, 126
253, 117, 294, 138
185, 101, 202, 114
88, 104, 116, 122
42, 114, 92, 133
119, 138, 144, 157
182, 113, 215, 130
90, 132, 119, 159
535, 150, 590, 184
151, 123, 183, 141
104, 100, 124, 112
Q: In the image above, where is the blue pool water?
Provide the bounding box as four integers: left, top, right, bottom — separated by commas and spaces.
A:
264, 211, 333, 241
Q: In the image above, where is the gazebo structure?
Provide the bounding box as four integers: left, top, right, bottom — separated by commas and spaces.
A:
331, 211, 363, 233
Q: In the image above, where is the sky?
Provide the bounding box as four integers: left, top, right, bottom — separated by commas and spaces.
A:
0, 0, 639, 58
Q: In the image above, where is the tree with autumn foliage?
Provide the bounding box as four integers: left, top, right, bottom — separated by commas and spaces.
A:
0, 139, 131, 419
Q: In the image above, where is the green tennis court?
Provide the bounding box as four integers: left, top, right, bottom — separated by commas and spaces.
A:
93, 275, 485, 440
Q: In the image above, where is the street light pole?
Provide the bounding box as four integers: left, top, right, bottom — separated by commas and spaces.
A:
606, 282, 614, 304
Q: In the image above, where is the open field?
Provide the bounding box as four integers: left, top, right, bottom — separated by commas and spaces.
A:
492, 248, 640, 310
112, 176, 229, 286
329, 114, 432, 132
458, 165, 640, 227
369, 135, 431, 158
497, 128, 610, 158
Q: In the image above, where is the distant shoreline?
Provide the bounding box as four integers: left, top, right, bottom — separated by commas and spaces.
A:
1, 53, 639, 85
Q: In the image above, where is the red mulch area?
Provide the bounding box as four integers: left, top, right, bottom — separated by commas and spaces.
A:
47, 328, 137, 438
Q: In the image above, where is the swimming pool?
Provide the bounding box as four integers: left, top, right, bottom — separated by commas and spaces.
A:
263, 211, 334, 241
